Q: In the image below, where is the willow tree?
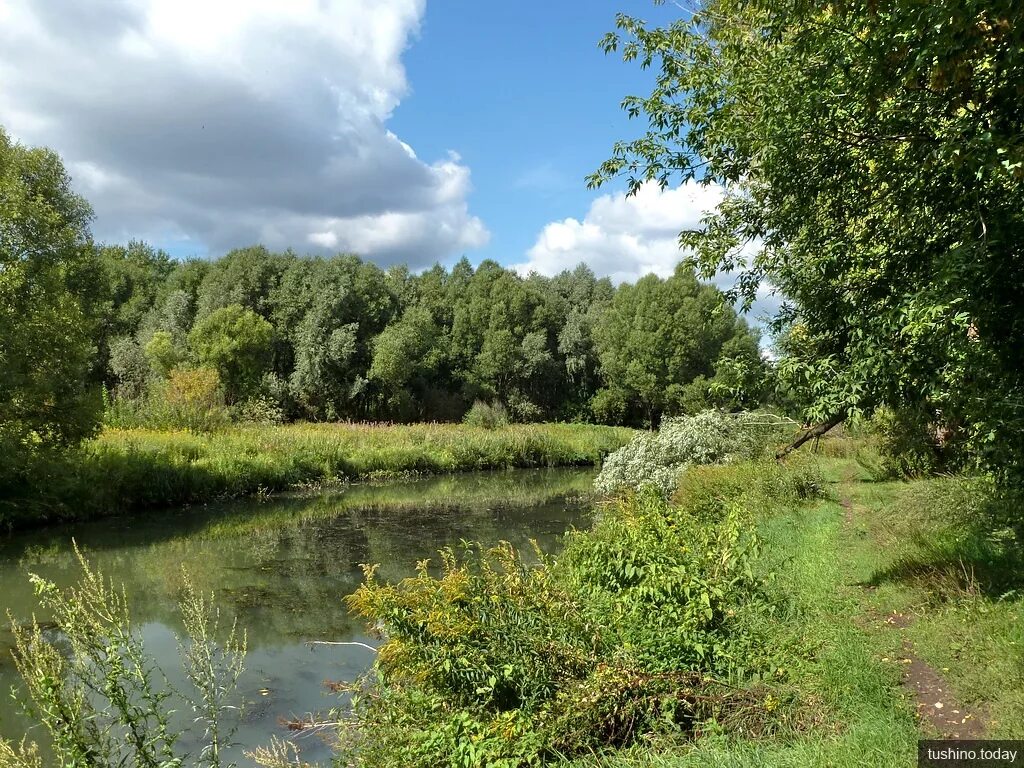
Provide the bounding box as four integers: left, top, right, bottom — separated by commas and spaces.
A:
591, 1, 1024, 478
0, 129, 101, 495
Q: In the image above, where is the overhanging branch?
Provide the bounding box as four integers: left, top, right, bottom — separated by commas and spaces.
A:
775, 412, 846, 460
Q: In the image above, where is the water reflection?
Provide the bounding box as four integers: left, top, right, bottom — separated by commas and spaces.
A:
0, 467, 594, 763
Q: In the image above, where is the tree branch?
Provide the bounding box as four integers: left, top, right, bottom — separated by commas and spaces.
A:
775, 412, 846, 459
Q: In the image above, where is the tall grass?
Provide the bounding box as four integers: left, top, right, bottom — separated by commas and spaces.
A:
3, 423, 633, 528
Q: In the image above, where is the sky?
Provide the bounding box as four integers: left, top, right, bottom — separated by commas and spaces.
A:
0, 0, 779, 330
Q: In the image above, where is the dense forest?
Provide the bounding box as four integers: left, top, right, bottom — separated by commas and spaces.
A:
93, 243, 762, 426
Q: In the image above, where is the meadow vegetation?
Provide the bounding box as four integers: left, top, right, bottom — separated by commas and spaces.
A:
1, 0, 1023, 765
1, 422, 632, 529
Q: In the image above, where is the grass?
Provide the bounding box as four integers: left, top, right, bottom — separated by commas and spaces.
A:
566, 449, 1024, 767
846, 472, 1024, 739
3, 422, 633, 529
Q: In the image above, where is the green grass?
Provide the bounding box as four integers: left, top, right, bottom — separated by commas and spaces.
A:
845, 472, 1024, 739
4, 422, 634, 528
567, 452, 1024, 767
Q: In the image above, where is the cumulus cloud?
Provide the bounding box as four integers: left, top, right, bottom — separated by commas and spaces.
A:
0, 0, 488, 265
515, 180, 722, 283
515, 180, 783, 335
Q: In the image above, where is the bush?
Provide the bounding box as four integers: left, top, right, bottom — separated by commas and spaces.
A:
102, 367, 230, 433
594, 411, 794, 497
343, 482, 787, 767
870, 406, 966, 479
233, 395, 285, 425
463, 400, 510, 429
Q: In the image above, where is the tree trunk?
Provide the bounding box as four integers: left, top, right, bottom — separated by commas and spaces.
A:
775, 413, 846, 460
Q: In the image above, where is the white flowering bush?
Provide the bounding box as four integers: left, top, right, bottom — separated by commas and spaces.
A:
594, 411, 793, 496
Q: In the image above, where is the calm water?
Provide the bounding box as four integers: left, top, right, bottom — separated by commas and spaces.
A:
0, 467, 595, 763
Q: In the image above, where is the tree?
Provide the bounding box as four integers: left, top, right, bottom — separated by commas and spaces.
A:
592, 0, 1024, 477
188, 304, 273, 403
590, 265, 754, 426
194, 245, 287, 325
0, 128, 101, 490
289, 294, 361, 420
144, 330, 185, 379
95, 241, 173, 382
109, 336, 150, 400
369, 305, 441, 419
449, 261, 563, 420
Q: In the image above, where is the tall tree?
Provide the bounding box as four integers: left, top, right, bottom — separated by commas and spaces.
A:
590, 264, 755, 426
189, 304, 273, 403
0, 128, 101, 490
592, 1, 1024, 477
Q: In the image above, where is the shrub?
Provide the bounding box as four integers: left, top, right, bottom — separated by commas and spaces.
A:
463, 400, 510, 429
103, 367, 230, 433
870, 406, 966, 479
342, 468, 804, 766
233, 395, 285, 425
2, 549, 246, 767
594, 410, 794, 497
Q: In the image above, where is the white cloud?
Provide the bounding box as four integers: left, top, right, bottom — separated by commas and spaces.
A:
515, 180, 724, 284
0, 0, 489, 265
516, 180, 783, 337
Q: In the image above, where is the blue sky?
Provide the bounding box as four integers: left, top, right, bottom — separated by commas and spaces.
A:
0, 0, 748, 294
387, 1, 680, 266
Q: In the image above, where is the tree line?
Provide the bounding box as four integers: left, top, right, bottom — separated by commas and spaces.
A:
96, 241, 763, 426
2, 124, 772, 496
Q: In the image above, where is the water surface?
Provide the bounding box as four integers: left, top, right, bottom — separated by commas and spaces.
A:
0, 467, 595, 763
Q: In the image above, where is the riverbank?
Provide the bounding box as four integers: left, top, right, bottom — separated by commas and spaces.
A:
342, 446, 1024, 766
570, 456, 1024, 767
2, 422, 634, 529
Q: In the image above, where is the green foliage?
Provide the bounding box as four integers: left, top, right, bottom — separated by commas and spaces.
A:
103, 367, 229, 433
88, 246, 764, 428
145, 329, 186, 378
343, 458, 822, 766
2, 548, 245, 767
189, 305, 273, 404
591, 266, 762, 426
869, 406, 966, 480
462, 400, 510, 430
0, 423, 632, 527
591, 0, 1024, 482
109, 335, 150, 400
232, 395, 285, 425
369, 305, 440, 416
0, 128, 101, 496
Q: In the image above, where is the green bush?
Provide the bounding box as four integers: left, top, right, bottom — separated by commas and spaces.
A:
102, 367, 230, 433
341, 460, 817, 766
463, 400, 510, 429
870, 406, 965, 479
232, 395, 285, 425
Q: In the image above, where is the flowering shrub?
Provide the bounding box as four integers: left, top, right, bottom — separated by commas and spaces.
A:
595, 410, 793, 496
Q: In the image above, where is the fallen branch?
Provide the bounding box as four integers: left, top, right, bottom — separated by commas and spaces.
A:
306, 640, 377, 653
775, 413, 846, 460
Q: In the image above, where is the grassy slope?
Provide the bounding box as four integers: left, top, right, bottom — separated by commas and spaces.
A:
579, 455, 1024, 767
7, 422, 633, 528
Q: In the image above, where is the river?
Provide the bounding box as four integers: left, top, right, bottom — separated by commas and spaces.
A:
0, 467, 595, 764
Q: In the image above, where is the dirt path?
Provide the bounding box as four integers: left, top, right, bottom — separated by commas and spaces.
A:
838, 483, 985, 739
882, 610, 985, 738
